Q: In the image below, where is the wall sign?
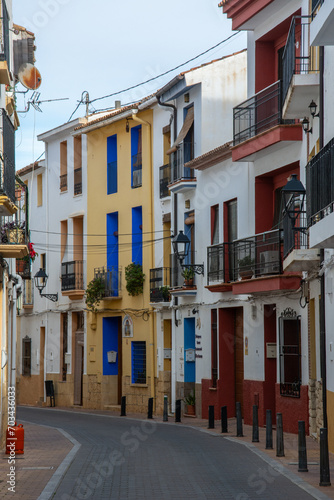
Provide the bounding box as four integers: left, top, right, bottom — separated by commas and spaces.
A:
122, 315, 133, 337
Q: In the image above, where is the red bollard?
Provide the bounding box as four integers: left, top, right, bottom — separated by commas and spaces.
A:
6, 423, 24, 455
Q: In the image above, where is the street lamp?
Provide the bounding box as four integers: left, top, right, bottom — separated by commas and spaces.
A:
34, 268, 58, 302
172, 231, 204, 275
282, 174, 306, 223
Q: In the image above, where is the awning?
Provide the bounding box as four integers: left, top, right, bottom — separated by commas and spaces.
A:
166, 107, 194, 155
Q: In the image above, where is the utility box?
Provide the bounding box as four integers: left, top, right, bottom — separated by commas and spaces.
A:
107, 350, 117, 363
266, 343, 277, 359
185, 348, 195, 362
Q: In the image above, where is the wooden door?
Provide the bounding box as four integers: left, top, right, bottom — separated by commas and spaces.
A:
234, 308, 244, 412
74, 329, 84, 405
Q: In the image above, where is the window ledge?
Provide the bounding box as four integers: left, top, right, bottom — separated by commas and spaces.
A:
209, 387, 217, 391
131, 383, 148, 388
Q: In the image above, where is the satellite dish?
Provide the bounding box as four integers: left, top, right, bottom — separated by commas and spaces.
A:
18, 63, 42, 90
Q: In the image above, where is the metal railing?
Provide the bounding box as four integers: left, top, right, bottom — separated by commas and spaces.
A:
61, 260, 84, 291
60, 173, 67, 191
233, 81, 290, 146
283, 212, 308, 258
150, 267, 171, 302
94, 266, 122, 298
159, 164, 171, 198
170, 147, 194, 183
282, 16, 319, 103
74, 167, 82, 195
0, 5, 9, 69
306, 137, 334, 226
207, 242, 232, 284
0, 180, 28, 245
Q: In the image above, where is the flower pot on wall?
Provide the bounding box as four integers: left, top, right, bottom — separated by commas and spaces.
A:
16, 259, 31, 279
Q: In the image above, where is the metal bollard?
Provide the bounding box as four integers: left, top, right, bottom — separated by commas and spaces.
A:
208, 405, 215, 429
221, 406, 228, 433
298, 421, 308, 472
319, 428, 331, 486
175, 399, 181, 423
163, 395, 168, 422
276, 412, 285, 457
121, 396, 126, 417
236, 402, 243, 437
252, 405, 259, 443
147, 397, 153, 419
265, 409, 273, 449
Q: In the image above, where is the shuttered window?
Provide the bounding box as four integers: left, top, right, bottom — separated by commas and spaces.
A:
132, 341, 146, 384
22, 336, 31, 376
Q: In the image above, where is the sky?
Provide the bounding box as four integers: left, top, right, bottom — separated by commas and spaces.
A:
13, 0, 246, 171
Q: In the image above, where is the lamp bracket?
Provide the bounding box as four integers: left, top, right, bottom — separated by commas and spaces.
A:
40, 292, 58, 302
181, 264, 204, 276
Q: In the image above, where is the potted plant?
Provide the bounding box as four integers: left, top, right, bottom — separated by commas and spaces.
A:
184, 390, 196, 416
238, 255, 254, 280
85, 277, 105, 312
16, 242, 38, 279
1, 220, 25, 244
159, 285, 171, 302
182, 266, 195, 287
125, 263, 145, 296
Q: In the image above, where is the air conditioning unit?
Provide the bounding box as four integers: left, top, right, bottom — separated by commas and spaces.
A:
132, 169, 142, 187
260, 251, 280, 275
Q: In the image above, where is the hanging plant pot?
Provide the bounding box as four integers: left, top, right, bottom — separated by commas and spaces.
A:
7, 228, 25, 244
16, 259, 31, 279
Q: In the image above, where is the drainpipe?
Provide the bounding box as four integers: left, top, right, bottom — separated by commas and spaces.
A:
131, 111, 156, 406
0, 270, 8, 444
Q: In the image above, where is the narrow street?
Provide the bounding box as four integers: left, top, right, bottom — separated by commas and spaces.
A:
16, 407, 323, 500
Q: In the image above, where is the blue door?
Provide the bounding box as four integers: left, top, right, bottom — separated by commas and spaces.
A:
184, 318, 195, 383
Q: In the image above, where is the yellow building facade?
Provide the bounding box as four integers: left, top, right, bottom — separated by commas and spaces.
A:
80, 105, 157, 413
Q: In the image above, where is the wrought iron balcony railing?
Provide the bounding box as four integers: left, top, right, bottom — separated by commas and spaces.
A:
282, 16, 319, 104
233, 81, 292, 146
150, 267, 171, 302
94, 266, 122, 298
170, 251, 199, 288
1, 109, 15, 203
61, 260, 84, 291
159, 164, 171, 198
283, 212, 308, 259
0, 179, 29, 245
306, 137, 334, 226
0, 4, 10, 68
170, 147, 194, 184
207, 230, 283, 283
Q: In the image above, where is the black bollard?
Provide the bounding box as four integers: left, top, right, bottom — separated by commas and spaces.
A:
147, 397, 153, 419
163, 395, 168, 422
276, 412, 285, 457
252, 405, 259, 443
298, 421, 308, 472
265, 409, 273, 449
175, 399, 181, 423
208, 405, 215, 429
221, 406, 228, 433
236, 402, 243, 437
319, 428, 331, 486
121, 396, 126, 416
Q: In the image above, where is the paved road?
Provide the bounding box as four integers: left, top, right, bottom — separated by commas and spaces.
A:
18, 407, 317, 500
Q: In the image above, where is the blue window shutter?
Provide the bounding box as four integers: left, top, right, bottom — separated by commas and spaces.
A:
107, 135, 117, 194
132, 206, 143, 266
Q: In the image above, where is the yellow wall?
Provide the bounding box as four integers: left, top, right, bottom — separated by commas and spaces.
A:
85, 109, 156, 411
327, 390, 334, 452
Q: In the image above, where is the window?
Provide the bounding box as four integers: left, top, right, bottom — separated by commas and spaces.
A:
132, 206, 142, 266
62, 313, 68, 381
279, 308, 301, 397
132, 341, 146, 384
74, 136, 82, 195
211, 205, 219, 245
107, 134, 117, 194
211, 309, 218, 388
131, 125, 142, 188
40, 253, 46, 286
22, 336, 31, 376
60, 141, 67, 192
37, 174, 43, 206
183, 106, 194, 166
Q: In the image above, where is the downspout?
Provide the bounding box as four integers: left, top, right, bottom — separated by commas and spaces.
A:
131, 112, 156, 405
0, 269, 8, 443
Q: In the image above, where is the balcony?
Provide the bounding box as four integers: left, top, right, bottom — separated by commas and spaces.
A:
282, 212, 319, 272
169, 253, 197, 297
61, 260, 84, 300
0, 180, 29, 259
94, 266, 122, 299
0, 109, 17, 216
206, 229, 301, 294
159, 164, 171, 198
150, 267, 171, 304
310, 0, 334, 46
232, 81, 302, 162
168, 148, 197, 194
307, 138, 334, 248
282, 16, 319, 120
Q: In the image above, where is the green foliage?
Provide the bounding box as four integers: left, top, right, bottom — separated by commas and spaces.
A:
182, 266, 195, 280
238, 255, 254, 270
125, 263, 145, 296
159, 285, 171, 302
184, 390, 196, 406
85, 277, 105, 312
